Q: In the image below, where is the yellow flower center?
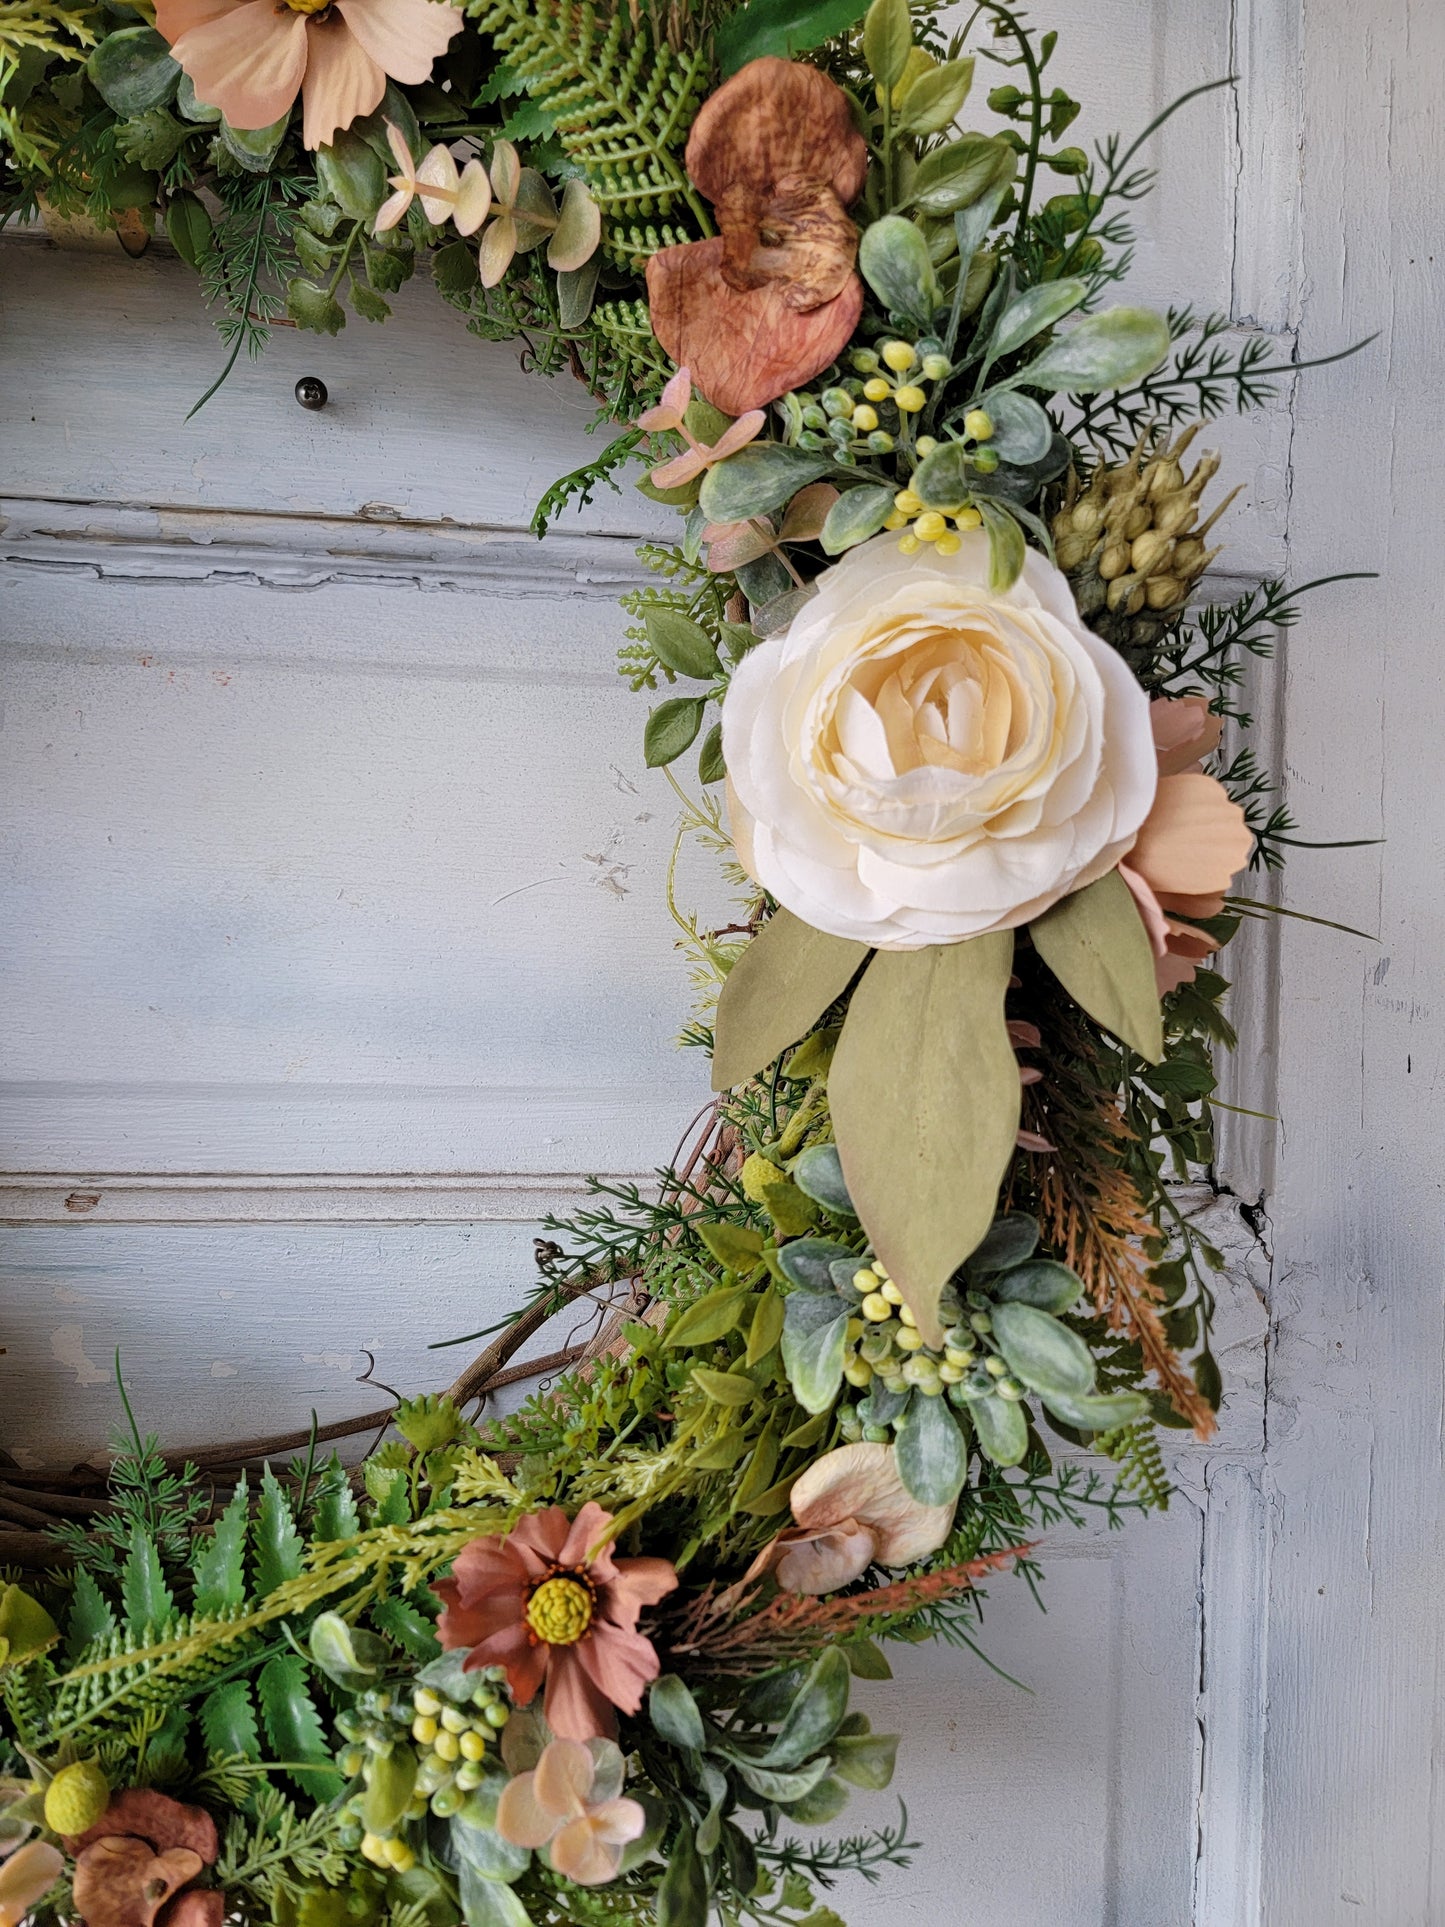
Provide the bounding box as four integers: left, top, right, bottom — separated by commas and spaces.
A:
525, 1575, 593, 1646
282, 0, 331, 15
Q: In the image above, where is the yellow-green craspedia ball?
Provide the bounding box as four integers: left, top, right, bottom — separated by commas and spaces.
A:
44, 1760, 110, 1834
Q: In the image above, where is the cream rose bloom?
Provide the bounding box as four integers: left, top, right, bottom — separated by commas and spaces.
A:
722, 530, 1159, 948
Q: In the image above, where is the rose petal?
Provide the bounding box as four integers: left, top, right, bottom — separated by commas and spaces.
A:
533, 1739, 594, 1821
1150, 695, 1223, 775
167, 1, 306, 135
299, 12, 383, 149
494, 1771, 559, 1850
548, 1814, 622, 1887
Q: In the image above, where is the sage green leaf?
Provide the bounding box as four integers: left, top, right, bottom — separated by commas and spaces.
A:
176, 74, 220, 123
992, 1258, 1082, 1312
858, 215, 940, 324
831, 1729, 899, 1788
966, 1389, 1029, 1466
200, 1679, 260, 1761
780, 1409, 830, 1449
1040, 1386, 1149, 1432
349, 281, 390, 324
194, 1472, 248, 1616
899, 56, 974, 134
257, 1654, 341, 1797
781, 1773, 851, 1824
656, 1822, 708, 1927
781, 1294, 850, 1414
643, 695, 706, 767
894, 1385, 969, 1505
65, 1568, 115, 1661
698, 722, 725, 785
712, 908, 868, 1092
988, 277, 1088, 360
977, 497, 1026, 591
667, 1282, 754, 1347
286, 278, 346, 337
164, 192, 212, 269
717, 0, 869, 75
841, 1637, 893, 1680
696, 1759, 728, 1855
733, 1415, 781, 1507
760, 1645, 851, 1766
87, 28, 178, 117
746, 1286, 786, 1364
777, 1238, 855, 1294
991, 1301, 1095, 1397
692, 1366, 757, 1406
254, 1464, 304, 1597
821, 483, 896, 555
912, 439, 972, 512
910, 134, 1016, 216
645, 609, 720, 680
220, 112, 288, 172
1006, 307, 1170, 395
784, 1024, 841, 1079
361, 1746, 417, 1835
973, 389, 1053, 465
699, 445, 831, 523
649, 1673, 706, 1751
697, 1221, 765, 1270
122, 1524, 173, 1635
557, 255, 600, 327
790, 1142, 857, 1217
1030, 869, 1164, 1062
862, 0, 911, 87
316, 128, 385, 220
458, 1864, 532, 1925
968, 1212, 1040, 1272
734, 1754, 834, 1803
829, 935, 1019, 1345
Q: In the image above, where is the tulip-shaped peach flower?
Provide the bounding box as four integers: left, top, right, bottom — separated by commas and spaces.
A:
0, 1841, 63, 1927
496, 1738, 645, 1887
1120, 696, 1253, 994
745, 1442, 955, 1595
155, 0, 461, 152
434, 1503, 677, 1742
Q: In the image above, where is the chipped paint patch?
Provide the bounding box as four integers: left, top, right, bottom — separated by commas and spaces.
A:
50, 1323, 106, 1385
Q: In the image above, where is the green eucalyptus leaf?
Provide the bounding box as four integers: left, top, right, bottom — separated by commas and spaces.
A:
717, 0, 870, 74
821, 483, 896, 555
976, 497, 1026, 591
858, 215, 940, 325
967, 1212, 1040, 1272
862, 0, 912, 88
759, 1645, 851, 1767
734, 1754, 834, 1803
698, 445, 831, 523
776, 1238, 855, 1294
1005, 306, 1170, 395
349, 281, 390, 324
643, 695, 707, 767
1030, 869, 1164, 1062
712, 908, 869, 1093
910, 134, 1016, 216
830, 935, 1019, 1345
899, 56, 974, 133
790, 1142, 857, 1218
966, 1388, 1029, 1466
86, 28, 177, 117
894, 1384, 969, 1505
649, 1673, 706, 1751
991, 1258, 1082, 1312
1040, 1386, 1150, 1432
831, 1729, 899, 1788
781, 1291, 850, 1413
645, 608, 720, 680
973, 389, 1053, 465
457, 1864, 532, 1925
990, 1301, 1095, 1397
988, 277, 1089, 360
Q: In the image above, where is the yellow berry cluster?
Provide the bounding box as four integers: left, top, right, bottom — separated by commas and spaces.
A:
852, 337, 949, 417
882, 407, 997, 556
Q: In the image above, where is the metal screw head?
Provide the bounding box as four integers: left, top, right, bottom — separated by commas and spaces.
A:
294, 376, 328, 411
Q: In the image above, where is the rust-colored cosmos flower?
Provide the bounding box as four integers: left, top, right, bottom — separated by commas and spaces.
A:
69, 1791, 222, 1927
434, 1503, 678, 1742
646, 56, 869, 415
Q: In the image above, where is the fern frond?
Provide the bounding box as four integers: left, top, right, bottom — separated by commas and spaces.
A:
1097, 1420, 1172, 1512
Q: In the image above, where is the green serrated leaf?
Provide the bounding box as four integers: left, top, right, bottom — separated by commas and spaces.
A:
65, 1567, 116, 1661
194, 1472, 248, 1616
121, 1523, 173, 1635
257, 1653, 341, 1796
349, 280, 391, 323
643, 695, 706, 767
254, 1465, 304, 1598
286, 278, 347, 336
1030, 869, 1164, 1062
311, 1457, 361, 1543
829, 936, 1019, 1346
713, 909, 868, 1093
200, 1678, 261, 1760
369, 1595, 441, 1659
315, 127, 384, 221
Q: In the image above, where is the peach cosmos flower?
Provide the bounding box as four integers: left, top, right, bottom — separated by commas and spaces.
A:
0, 1841, 63, 1927
154, 0, 461, 152
374, 122, 490, 237
637, 368, 766, 491
434, 1503, 678, 1742
1120, 696, 1253, 994
495, 1738, 645, 1887
744, 1442, 955, 1595
646, 58, 869, 415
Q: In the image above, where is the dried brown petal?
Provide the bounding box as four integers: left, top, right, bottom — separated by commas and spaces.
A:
70, 1794, 217, 1866
157, 1889, 225, 1927
714, 177, 859, 310
72, 1839, 203, 1927
686, 57, 867, 209
647, 238, 862, 416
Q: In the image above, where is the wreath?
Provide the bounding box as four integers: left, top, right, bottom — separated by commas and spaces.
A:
0, 2, 1368, 1923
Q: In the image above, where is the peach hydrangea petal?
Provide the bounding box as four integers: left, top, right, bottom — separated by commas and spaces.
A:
775, 1522, 877, 1594
638, 368, 691, 434
549, 1814, 623, 1887
168, 1, 307, 134
533, 1737, 593, 1819
300, 13, 384, 150
1128, 772, 1252, 897
789, 1441, 955, 1568
333, 0, 461, 83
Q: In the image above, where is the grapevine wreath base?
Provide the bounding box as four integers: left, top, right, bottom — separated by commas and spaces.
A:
0, 0, 1368, 1922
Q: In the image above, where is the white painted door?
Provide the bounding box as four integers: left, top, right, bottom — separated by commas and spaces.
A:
1, 1, 1437, 1917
